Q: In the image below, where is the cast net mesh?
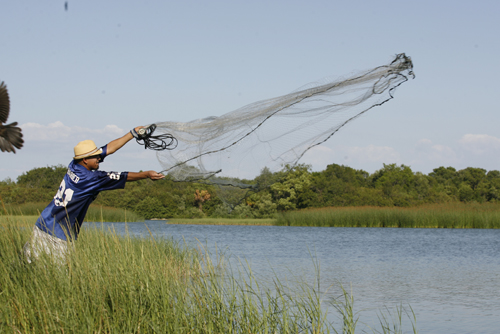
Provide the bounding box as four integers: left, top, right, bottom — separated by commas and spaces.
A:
154, 53, 414, 194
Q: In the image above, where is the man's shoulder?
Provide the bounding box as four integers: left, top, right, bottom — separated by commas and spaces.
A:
68, 161, 87, 177
67, 161, 99, 185
66, 167, 82, 184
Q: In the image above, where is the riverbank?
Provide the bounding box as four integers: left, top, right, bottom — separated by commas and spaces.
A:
0, 216, 275, 226
4, 202, 500, 228
276, 203, 500, 228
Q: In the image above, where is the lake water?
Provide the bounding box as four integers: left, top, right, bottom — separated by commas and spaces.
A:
90, 221, 500, 334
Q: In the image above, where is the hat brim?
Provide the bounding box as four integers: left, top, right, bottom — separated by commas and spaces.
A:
73, 147, 103, 160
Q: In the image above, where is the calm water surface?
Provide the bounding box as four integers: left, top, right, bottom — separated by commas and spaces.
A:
90, 222, 500, 334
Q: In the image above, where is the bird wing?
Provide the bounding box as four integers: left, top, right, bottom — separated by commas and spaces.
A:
0, 122, 23, 153
0, 81, 10, 124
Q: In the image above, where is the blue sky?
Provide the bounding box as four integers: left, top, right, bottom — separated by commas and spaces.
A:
1, 0, 499, 181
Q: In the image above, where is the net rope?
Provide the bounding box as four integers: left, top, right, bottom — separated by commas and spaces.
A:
134, 124, 178, 151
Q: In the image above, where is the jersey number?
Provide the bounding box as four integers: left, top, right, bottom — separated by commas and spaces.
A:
108, 172, 121, 180
54, 179, 74, 207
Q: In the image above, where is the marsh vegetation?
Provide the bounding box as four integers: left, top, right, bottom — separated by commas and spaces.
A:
276, 203, 500, 229
0, 217, 418, 333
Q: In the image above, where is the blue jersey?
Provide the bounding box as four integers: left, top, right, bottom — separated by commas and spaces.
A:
35, 145, 128, 241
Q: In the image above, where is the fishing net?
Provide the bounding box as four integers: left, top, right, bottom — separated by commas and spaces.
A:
151, 53, 414, 201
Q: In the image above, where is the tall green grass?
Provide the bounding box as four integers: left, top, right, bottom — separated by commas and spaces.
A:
0, 215, 38, 226
0, 203, 143, 222
0, 218, 417, 333
0, 202, 47, 216
84, 205, 143, 223
276, 203, 500, 229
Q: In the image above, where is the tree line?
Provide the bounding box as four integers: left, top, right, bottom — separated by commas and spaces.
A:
1, 163, 499, 219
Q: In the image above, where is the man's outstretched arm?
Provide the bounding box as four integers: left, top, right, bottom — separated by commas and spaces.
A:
106, 126, 143, 155
127, 170, 164, 182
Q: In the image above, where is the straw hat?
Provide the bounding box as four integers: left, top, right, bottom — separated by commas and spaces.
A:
73, 140, 103, 159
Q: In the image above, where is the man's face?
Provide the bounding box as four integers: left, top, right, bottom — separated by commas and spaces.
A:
84, 155, 101, 171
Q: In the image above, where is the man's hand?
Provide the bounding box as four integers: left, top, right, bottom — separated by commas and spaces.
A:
147, 171, 165, 180
127, 170, 165, 181
130, 126, 146, 139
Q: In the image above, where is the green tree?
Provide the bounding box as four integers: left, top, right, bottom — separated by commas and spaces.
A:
254, 167, 280, 189
270, 164, 312, 211
429, 166, 458, 184
134, 196, 167, 220
458, 183, 475, 202
485, 170, 500, 202
244, 192, 277, 218
458, 167, 487, 191
310, 164, 369, 207
370, 164, 415, 206
17, 165, 67, 190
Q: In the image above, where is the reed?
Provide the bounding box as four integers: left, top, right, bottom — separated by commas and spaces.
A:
0, 220, 329, 333
0, 202, 47, 216
0, 220, 417, 333
0, 203, 143, 223
276, 203, 500, 229
0, 215, 38, 226
84, 205, 143, 223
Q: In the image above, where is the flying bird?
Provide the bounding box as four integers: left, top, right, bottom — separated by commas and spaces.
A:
0, 82, 24, 153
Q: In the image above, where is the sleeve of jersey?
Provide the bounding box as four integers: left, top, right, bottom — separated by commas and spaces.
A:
93, 170, 129, 191
99, 145, 108, 163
